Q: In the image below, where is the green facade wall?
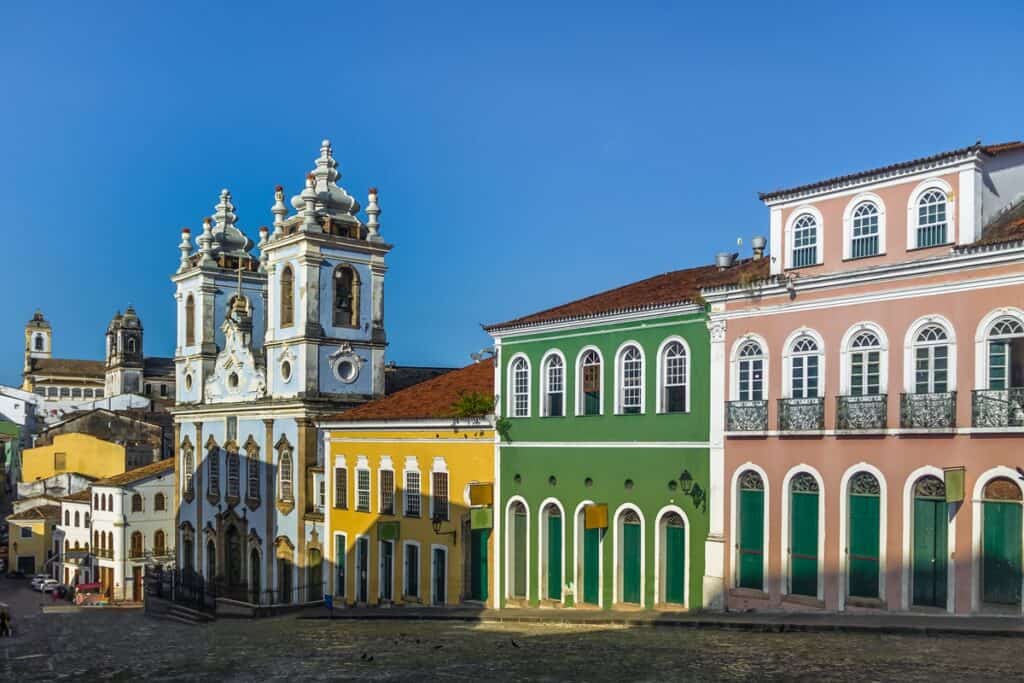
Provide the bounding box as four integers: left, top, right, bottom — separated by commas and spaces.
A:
495, 311, 711, 608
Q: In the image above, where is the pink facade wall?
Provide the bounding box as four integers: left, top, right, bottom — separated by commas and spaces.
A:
720, 257, 1024, 614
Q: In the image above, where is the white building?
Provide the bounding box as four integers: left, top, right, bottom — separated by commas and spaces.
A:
91, 459, 175, 601
57, 490, 93, 585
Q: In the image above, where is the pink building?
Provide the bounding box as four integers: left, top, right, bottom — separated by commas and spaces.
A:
705, 141, 1024, 615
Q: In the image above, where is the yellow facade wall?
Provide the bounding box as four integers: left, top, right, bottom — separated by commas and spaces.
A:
21, 434, 126, 482
9, 517, 56, 576
326, 427, 495, 608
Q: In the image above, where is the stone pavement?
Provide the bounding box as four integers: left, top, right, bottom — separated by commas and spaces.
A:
307, 604, 1024, 637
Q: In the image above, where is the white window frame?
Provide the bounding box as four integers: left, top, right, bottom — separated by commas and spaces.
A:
430, 457, 449, 521
378, 457, 395, 515
574, 346, 604, 416
729, 334, 769, 402
842, 192, 886, 260
781, 328, 825, 399
655, 336, 691, 413
784, 206, 824, 269
333, 456, 348, 509
615, 341, 646, 415
355, 459, 371, 512
403, 456, 421, 517
429, 543, 449, 606
403, 540, 421, 598
903, 315, 957, 394
974, 307, 1024, 390
839, 322, 889, 396
540, 350, 567, 418
906, 178, 955, 250
507, 354, 531, 418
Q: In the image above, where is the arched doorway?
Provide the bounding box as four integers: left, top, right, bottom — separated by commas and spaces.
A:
183, 539, 195, 572
619, 509, 642, 605
250, 549, 261, 604
848, 472, 880, 599
982, 477, 1023, 606
577, 505, 600, 606
912, 475, 947, 608
308, 548, 323, 602
737, 470, 765, 590
540, 502, 563, 601
206, 540, 216, 581
510, 501, 528, 599
225, 527, 243, 589
277, 558, 293, 604
659, 511, 686, 606
789, 472, 819, 597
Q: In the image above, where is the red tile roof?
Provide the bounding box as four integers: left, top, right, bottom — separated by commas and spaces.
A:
972, 198, 1024, 248
7, 504, 60, 522
93, 458, 174, 487
323, 359, 494, 422
485, 258, 769, 332
759, 141, 1024, 202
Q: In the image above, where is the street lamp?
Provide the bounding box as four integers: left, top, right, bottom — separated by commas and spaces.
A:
679, 469, 694, 495
431, 514, 457, 545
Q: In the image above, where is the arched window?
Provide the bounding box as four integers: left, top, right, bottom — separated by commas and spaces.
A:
849, 332, 881, 396
737, 341, 765, 401
207, 540, 217, 579
34, 334, 44, 351
850, 202, 880, 258
914, 325, 949, 394
280, 449, 294, 501
226, 449, 240, 499
618, 345, 644, 414
64, 510, 70, 526
154, 530, 166, 556
916, 189, 948, 248
74, 511, 79, 527
84, 512, 89, 527
131, 494, 143, 513
510, 356, 530, 418
127, 337, 137, 354
660, 341, 688, 413
154, 493, 165, 511
736, 470, 765, 590
130, 531, 144, 558
208, 447, 220, 497
94, 530, 100, 550
332, 265, 360, 328
185, 294, 196, 346
847, 472, 881, 599
791, 213, 818, 267
542, 354, 564, 417
790, 337, 820, 398
107, 494, 113, 511
65, 539, 70, 553
578, 349, 602, 416
93, 493, 99, 509
987, 317, 1024, 390
183, 444, 195, 496
247, 443, 261, 501
280, 265, 294, 328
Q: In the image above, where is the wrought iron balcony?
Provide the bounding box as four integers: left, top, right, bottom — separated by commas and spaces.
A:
778, 397, 824, 432
900, 392, 956, 429
972, 388, 1024, 428
726, 400, 768, 432
835, 394, 888, 431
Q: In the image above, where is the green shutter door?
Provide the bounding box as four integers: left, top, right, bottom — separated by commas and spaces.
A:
583, 528, 599, 604
983, 501, 1023, 605
739, 489, 764, 590
912, 498, 947, 607
547, 515, 562, 600
790, 491, 818, 597
623, 521, 641, 604
513, 510, 527, 598
665, 523, 685, 605
848, 494, 880, 599
381, 542, 393, 601
470, 529, 489, 602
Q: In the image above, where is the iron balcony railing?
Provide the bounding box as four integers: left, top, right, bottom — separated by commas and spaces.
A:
972, 388, 1024, 428
778, 397, 825, 432
900, 392, 956, 429
726, 400, 768, 432
836, 394, 888, 431
96, 549, 113, 559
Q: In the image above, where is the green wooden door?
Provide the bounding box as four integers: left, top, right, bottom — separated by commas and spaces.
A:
380, 542, 393, 602
433, 547, 446, 605
983, 501, 1023, 605
665, 522, 685, 605
739, 488, 764, 590
912, 497, 947, 607
470, 529, 489, 602
583, 527, 599, 604
547, 514, 562, 600
790, 490, 818, 597
623, 521, 641, 604
848, 494, 880, 599
513, 509, 527, 598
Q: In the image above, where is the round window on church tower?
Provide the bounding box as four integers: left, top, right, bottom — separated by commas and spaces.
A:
228, 372, 239, 391
281, 361, 292, 383
334, 359, 359, 384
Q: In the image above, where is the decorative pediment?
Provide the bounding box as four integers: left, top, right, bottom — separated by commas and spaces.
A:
247, 529, 262, 548
224, 439, 239, 454
205, 434, 219, 451
203, 300, 267, 404
180, 434, 194, 450
243, 434, 260, 455
274, 434, 293, 452
275, 535, 294, 560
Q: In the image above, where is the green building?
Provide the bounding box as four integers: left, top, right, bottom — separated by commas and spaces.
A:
485, 261, 758, 610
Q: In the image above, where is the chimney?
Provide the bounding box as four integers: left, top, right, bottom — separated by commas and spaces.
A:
751, 235, 767, 260
715, 252, 735, 270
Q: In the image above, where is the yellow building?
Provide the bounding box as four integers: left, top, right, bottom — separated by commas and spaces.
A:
21, 433, 128, 482
319, 360, 496, 608
7, 504, 59, 576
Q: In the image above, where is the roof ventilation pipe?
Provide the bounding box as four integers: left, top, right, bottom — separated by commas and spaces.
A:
751, 235, 767, 260
715, 252, 735, 270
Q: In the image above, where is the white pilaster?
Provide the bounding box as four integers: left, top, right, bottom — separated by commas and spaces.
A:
703, 318, 727, 609
769, 208, 783, 275
957, 165, 981, 245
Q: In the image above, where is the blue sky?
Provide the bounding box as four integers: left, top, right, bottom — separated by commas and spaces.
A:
1, 1, 1022, 385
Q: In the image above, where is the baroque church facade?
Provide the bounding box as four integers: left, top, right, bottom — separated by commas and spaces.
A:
172, 140, 394, 603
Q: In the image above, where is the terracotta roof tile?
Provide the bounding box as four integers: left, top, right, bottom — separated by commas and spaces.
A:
323, 360, 494, 422
972, 198, 1024, 248
93, 458, 174, 487
61, 490, 92, 502
29, 358, 105, 378
485, 258, 769, 331
7, 504, 60, 521
759, 141, 1024, 202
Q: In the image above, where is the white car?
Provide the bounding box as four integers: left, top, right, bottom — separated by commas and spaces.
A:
39, 579, 60, 593
29, 575, 50, 590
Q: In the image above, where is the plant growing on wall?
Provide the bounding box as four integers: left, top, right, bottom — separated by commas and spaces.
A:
449, 391, 494, 418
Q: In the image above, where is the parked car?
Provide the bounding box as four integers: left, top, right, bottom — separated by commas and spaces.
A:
30, 574, 50, 590
39, 579, 60, 593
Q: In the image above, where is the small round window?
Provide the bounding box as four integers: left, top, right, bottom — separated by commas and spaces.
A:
281, 360, 292, 383
227, 372, 239, 390
335, 359, 358, 383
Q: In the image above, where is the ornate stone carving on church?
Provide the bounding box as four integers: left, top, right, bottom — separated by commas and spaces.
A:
204, 290, 267, 403
329, 342, 365, 385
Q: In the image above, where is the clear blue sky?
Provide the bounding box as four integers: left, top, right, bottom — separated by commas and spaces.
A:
1, 1, 1022, 385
